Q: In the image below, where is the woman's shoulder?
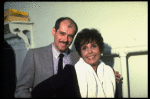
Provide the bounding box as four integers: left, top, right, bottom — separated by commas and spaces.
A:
101, 62, 114, 75
105, 64, 113, 71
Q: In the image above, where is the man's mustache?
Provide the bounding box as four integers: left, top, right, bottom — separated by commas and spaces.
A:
59, 41, 69, 45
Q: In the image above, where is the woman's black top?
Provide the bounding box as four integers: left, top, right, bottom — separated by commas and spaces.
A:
31, 64, 81, 98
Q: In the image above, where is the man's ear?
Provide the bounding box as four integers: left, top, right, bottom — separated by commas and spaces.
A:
52, 27, 56, 37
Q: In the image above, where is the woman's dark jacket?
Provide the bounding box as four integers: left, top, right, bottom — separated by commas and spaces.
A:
31, 65, 81, 98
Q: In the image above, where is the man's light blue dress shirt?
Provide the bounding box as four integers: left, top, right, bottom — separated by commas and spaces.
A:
52, 43, 71, 75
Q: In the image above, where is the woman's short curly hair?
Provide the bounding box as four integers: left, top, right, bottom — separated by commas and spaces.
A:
74, 28, 104, 56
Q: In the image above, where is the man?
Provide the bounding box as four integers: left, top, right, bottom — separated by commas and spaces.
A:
14, 17, 121, 98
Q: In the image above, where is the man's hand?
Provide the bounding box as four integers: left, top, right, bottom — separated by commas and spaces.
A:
113, 68, 121, 83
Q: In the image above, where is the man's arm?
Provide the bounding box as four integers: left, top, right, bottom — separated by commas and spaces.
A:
14, 49, 35, 98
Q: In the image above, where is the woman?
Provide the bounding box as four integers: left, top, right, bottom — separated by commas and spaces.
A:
31, 28, 116, 98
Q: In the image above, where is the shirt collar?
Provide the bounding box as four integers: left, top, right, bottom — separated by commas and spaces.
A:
52, 43, 69, 59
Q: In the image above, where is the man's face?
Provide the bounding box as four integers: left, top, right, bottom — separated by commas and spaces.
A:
52, 20, 76, 53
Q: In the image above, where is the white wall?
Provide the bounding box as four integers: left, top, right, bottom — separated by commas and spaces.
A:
4, 1, 148, 98
4, 2, 148, 49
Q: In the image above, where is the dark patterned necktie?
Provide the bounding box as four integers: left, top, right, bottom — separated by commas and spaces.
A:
57, 53, 64, 74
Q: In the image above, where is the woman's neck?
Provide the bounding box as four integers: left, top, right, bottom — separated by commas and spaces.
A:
91, 61, 100, 73
92, 66, 98, 74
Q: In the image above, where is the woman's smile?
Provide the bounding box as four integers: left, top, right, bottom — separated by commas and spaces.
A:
87, 55, 95, 59
81, 42, 101, 67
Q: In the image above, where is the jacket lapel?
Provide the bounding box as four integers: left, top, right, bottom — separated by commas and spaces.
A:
39, 44, 54, 77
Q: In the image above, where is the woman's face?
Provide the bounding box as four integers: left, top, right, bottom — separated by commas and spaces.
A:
81, 42, 101, 67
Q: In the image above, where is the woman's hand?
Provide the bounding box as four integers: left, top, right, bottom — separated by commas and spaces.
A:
113, 68, 121, 83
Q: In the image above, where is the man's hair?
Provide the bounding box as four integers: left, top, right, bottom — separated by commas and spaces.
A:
74, 28, 104, 56
54, 17, 78, 35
